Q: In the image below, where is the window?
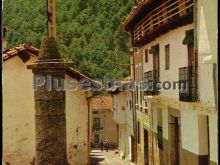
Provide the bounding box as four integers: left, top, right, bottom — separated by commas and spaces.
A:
94, 134, 99, 144
165, 44, 170, 70
145, 101, 148, 107
136, 86, 138, 104
157, 126, 163, 150
145, 49, 148, 63
137, 122, 140, 144
93, 118, 100, 129
144, 71, 154, 90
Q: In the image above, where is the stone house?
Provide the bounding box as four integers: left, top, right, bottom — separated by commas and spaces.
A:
123, 0, 217, 165
3, 44, 99, 165
90, 96, 118, 148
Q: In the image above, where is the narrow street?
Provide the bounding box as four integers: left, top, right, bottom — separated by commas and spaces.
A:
2, 0, 218, 164
90, 149, 134, 165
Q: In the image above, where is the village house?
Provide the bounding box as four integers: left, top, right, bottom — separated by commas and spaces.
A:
2, 44, 100, 165
90, 96, 118, 148
108, 78, 137, 163
123, 0, 217, 165
2, 0, 217, 164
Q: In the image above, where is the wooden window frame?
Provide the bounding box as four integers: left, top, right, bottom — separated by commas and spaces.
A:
165, 44, 170, 70
145, 49, 148, 63
137, 122, 140, 144
93, 117, 100, 129
157, 126, 163, 150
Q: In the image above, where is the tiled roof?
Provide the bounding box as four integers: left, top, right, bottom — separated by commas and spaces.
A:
66, 64, 102, 86
3, 44, 103, 88
124, 1, 147, 25
123, 0, 154, 30
91, 96, 112, 110
107, 77, 132, 94
3, 44, 39, 61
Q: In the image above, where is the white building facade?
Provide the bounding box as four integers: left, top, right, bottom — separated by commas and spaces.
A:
124, 0, 217, 164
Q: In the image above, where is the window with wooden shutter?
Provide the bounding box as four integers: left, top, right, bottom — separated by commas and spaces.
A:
93, 117, 100, 129
165, 44, 170, 70
137, 122, 140, 144
145, 49, 148, 63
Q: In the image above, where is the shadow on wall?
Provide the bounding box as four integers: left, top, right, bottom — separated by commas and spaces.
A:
89, 157, 105, 165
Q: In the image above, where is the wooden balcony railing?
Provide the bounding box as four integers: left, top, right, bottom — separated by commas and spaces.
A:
179, 66, 198, 101
133, 0, 193, 45
144, 70, 160, 95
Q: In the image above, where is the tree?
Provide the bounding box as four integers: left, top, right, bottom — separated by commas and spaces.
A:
3, 0, 136, 80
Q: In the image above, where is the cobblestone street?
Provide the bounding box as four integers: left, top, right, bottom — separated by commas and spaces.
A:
90, 149, 135, 165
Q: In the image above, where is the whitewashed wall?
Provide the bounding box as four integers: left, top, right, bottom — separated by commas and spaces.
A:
3, 56, 36, 164
66, 75, 89, 165
143, 24, 193, 100
112, 92, 127, 125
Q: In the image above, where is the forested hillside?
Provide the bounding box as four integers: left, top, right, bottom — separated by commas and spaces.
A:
3, 0, 137, 80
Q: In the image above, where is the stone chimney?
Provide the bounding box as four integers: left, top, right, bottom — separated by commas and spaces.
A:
27, 37, 68, 165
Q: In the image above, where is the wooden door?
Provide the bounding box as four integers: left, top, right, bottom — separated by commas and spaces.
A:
187, 43, 197, 100
153, 51, 160, 81
169, 116, 180, 165
131, 136, 135, 162
144, 129, 149, 165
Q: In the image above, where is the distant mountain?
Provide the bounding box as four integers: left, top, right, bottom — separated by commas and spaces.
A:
3, 0, 138, 80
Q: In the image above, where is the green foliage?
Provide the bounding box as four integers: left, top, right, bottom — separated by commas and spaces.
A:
3, 0, 137, 80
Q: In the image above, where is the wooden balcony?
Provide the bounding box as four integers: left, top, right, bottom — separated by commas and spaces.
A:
179, 66, 198, 102
132, 0, 193, 46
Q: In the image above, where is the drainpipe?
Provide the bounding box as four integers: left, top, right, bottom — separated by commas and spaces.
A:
86, 93, 91, 165
213, 63, 217, 109
151, 104, 154, 165
132, 50, 138, 163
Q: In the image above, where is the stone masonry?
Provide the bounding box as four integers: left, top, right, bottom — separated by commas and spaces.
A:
27, 37, 67, 165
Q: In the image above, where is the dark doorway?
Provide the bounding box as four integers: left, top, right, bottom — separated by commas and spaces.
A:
169, 116, 180, 165
131, 135, 137, 163
198, 115, 210, 164
144, 129, 149, 165
131, 136, 135, 162
117, 124, 119, 147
